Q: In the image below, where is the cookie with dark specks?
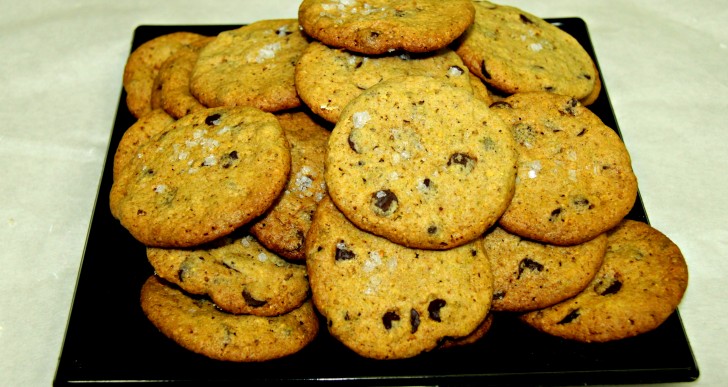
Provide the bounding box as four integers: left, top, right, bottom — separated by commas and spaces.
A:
109, 106, 290, 248
147, 232, 309, 316
492, 92, 638, 246
250, 110, 331, 260
298, 0, 475, 55
123, 32, 209, 118
326, 75, 516, 249
483, 226, 607, 312
305, 197, 493, 359
190, 20, 307, 112
455, 1, 597, 100
113, 109, 175, 181
520, 220, 689, 342
140, 275, 318, 362
295, 42, 485, 123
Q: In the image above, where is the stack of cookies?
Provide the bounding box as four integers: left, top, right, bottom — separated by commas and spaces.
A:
110, 0, 689, 362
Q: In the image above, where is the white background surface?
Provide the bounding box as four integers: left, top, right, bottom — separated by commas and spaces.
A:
1, 0, 726, 385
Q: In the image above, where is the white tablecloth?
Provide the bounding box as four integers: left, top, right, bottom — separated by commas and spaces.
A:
1, 1, 726, 385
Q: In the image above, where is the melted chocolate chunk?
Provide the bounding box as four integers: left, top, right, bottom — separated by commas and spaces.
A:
427, 225, 438, 235
517, 258, 545, 279
447, 152, 474, 167
410, 309, 421, 334
557, 308, 581, 324
220, 150, 239, 168
382, 311, 400, 330
549, 207, 563, 222
594, 277, 623, 296
335, 241, 356, 261
428, 299, 447, 322
242, 290, 267, 307
480, 60, 492, 79
372, 189, 398, 216
205, 113, 222, 126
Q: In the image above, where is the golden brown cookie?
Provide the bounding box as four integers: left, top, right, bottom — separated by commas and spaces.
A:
326, 75, 517, 249
147, 232, 309, 316
295, 41, 484, 123
109, 106, 290, 248
483, 226, 607, 312
492, 92, 638, 246
305, 197, 493, 359
155, 38, 214, 119
250, 110, 330, 260
123, 32, 209, 118
520, 220, 689, 343
140, 276, 319, 362
455, 1, 597, 100
189, 20, 308, 112
298, 0, 475, 55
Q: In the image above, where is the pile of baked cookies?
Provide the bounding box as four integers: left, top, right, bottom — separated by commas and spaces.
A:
110, 0, 689, 362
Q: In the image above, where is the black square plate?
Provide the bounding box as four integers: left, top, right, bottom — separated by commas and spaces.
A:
55, 19, 699, 386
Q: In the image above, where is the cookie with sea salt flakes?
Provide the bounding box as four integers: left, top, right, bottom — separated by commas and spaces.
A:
189, 20, 308, 112
140, 275, 319, 362
492, 92, 638, 246
454, 0, 597, 101
113, 108, 175, 181
123, 31, 209, 118
298, 0, 475, 55
305, 197, 493, 359
520, 220, 689, 343
147, 232, 309, 316
249, 111, 330, 260
109, 106, 290, 248
326, 75, 517, 250
295, 41, 484, 123
483, 226, 607, 312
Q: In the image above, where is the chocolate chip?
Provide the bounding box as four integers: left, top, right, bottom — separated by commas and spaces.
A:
581, 73, 592, 80
480, 60, 492, 79
493, 291, 506, 300
519, 14, 534, 24
423, 178, 431, 187
221, 150, 239, 168
577, 128, 587, 136
594, 277, 623, 296
572, 196, 594, 210
517, 258, 544, 279
428, 299, 447, 322
562, 98, 579, 115
410, 309, 420, 333
137, 209, 147, 216
372, 189, 398, 216
549, 208, 563, 222
544, 86, 555, 92
348, 133, 360, 153
335, 241, 356, 261
489, 101, 512, 109
427, 225, 438, 234
447, 153, 476, 172
557, 309, 581, 324
242, 290, 267, 307
382, 311, 400, 330
205, 113, 222, 126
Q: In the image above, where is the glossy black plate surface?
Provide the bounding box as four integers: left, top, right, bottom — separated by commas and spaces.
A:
54, 19, 699, 386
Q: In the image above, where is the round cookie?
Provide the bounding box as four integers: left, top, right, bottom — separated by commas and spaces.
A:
113, 108, 175, 181
492, 92, 638, 246
140, 275, 319, 362
325, 75, 517, 250
520, 220, 689, 343
109, 106, 291, 248
455, 1, 597, 100
295, 42, 483, 123
483, 226, 607, 312
147, 232, 309, 316
123, 31, 209, 118
298, 0, 475, 55
250, 110, 330, 260
305, 197, 494, 359
189, 20, 307, 112
156, 39, 214, 119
